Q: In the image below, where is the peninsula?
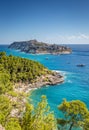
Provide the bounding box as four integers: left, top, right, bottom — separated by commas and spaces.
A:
9, 39, 72, 54
0, 52, 64, 121
0, 52, 64, 93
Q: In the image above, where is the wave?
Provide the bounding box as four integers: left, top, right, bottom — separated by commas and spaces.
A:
52, 70, 73, 75
52, 70, 74, 83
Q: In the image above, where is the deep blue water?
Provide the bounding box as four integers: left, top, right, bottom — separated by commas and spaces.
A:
0, 44, 89, 118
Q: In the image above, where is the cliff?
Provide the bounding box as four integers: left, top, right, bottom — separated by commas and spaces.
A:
9, 40, 72, 54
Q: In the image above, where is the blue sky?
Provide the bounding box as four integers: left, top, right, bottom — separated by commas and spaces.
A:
0, 0, 89, 44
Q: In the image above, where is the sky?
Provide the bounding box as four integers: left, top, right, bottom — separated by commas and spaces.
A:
0, 0, 89, 44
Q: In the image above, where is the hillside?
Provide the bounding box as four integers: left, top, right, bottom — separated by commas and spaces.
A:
0, 52, 61, 130
0, 52, 63, 90
0, 52, 63, 130
9, 39, 72, 54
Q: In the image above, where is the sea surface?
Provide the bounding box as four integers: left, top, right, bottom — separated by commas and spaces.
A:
0, 44, 89, 118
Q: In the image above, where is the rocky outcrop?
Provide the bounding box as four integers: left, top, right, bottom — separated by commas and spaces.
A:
14, 71, 64, 94
9, 40, 72, 54
7, 71, 64, 118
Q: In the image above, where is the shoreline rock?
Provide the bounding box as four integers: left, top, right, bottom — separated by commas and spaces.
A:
14, 71, 64, 94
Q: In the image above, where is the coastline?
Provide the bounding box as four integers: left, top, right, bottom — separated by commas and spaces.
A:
9, 48, 71, 55
14, 71, 64, 94
7, 71, 64, 118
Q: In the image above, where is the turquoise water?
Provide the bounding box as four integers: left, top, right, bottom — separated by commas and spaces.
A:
0, 44, 89, 117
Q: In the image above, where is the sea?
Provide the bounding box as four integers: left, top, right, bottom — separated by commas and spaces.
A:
0, 44, 89, 118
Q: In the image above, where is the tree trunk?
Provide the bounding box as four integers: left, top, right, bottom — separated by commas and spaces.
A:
69, 123, 74, 130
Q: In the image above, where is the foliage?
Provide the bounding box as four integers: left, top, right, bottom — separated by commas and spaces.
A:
83, 118, 89, 130
0, 113, 5, 126
0, 52, 55, 129
0, 72, 13, 94
57, 99, 89, 130
0, 95, 12, 126
22, 95, 57, 130
0, 52, 49, 83
5, 118, 21, 130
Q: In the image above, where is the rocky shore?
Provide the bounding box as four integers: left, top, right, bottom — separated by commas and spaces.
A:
5, 71, 64, 119
1, 71, 64, 130
14, 71, 64, 94
9, 39, 72, 54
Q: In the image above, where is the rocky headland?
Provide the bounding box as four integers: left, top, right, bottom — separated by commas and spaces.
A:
14, 71, 64, 94
9, 39, 72, 54
7, 71, 64, 118
0, 52, 64, 120
0, 52, 65, 129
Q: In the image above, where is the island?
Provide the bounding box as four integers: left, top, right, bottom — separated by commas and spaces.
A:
9, 39, 72, 54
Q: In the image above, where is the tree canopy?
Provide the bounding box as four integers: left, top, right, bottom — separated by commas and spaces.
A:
22, 96, 57, 130
0, 52, 50, 83
57, 99, 89, 130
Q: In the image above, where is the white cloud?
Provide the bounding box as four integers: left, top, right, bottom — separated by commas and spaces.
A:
77, 34, 89, 39
63, 34, 89, 40
22, 33, 89, 44
46, 33, 89, 44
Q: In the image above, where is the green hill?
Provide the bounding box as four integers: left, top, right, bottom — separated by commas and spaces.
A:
0, 52, 50, 83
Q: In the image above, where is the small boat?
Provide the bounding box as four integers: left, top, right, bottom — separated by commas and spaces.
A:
77, 64, 85, 67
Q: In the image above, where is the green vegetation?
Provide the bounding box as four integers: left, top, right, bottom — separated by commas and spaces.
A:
0, 52, 50, 83
22, 96, 57, 130
0, 72, 12, 94
57, 99, 89, 130
0, 52, 56, 130
5, 118, 21, 130
0, 94, 57, 130
0, 95, 12, 126
0, 52, 89, 130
